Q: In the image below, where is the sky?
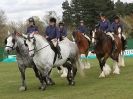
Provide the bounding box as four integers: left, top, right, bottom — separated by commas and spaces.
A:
0, 0, 132, 22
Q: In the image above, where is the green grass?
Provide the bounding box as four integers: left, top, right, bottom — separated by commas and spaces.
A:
0, 58, 133, 99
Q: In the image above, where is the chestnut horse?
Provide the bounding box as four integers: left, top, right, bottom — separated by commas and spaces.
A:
92, 29, 122, 77
72, 31, 91, 69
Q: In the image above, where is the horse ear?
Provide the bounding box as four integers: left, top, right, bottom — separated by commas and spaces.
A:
8, 31, 11, 35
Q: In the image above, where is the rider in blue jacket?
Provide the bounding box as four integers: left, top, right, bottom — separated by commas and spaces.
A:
111, 16, 127, 49
45, 18, 62, 59
58, 22, 67, 40
98, 13, 111, 33
26, 17, 39, 34
97, 13, 116, 52
77, 20, 88, 34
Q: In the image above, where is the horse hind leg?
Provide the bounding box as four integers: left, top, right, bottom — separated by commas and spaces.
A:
113, 57, 120, 75
66, 63, 76, 86
18, 66, 27, 91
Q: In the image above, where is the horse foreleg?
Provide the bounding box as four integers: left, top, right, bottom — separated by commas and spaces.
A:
98, 57, 111, 78
118, 52, 125, 67
18, 66, 27, 91
113, 60, 120, 75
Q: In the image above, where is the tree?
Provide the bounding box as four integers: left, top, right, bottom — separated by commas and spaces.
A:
62, 0, 115, 28
62, 0, 73, 27
0, 10, 7, 47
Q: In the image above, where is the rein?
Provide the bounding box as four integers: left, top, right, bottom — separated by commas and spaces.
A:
29, 44, 50, 53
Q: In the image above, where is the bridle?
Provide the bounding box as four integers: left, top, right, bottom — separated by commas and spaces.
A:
5, 38, 16, 50
26, 36, 50, 53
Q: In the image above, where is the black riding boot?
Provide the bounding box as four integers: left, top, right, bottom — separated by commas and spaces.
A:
55, 45, 62, 59
123, 39, 127, 50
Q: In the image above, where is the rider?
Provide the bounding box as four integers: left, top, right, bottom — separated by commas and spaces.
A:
77, 20, 90, 40
26, 17, 39, 34
45, 17, 62, 59
111, 16, 127, 49
98, 13, 117, 51
58, 22, 67, 40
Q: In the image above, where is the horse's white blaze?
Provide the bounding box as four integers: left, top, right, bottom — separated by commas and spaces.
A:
118, 27, 122, 34
92, 31, 95, 43
119, 53, 125, 67
113, 61, 120, 74
103, 64, 111, 76
26, 39, 35, 56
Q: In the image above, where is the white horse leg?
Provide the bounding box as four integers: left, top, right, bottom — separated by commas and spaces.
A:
84, 58, 91, 69
80, 54, 86, 69
103, 64, 111, 76
113, 61, 120, 74
118, 52, 125, 67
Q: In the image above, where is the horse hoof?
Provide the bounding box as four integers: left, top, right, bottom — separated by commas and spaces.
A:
61, 74, 67, 78
40, 86, 46, 91
19, 86, 27, 91
113, 71, 120, 75
69, 81, 75, 86
99, 72, 105, 78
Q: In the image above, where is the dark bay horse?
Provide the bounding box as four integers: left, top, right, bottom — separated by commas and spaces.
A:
72, 31, 91, 69
92, 29, 122, 77
114, 27, 126, 67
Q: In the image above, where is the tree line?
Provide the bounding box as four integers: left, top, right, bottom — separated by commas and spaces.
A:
62, 0, 133, 37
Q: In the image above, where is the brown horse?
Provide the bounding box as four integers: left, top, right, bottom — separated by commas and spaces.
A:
72, 31, 91, 69
114, 27, 126, 67
92, 29, 122, 77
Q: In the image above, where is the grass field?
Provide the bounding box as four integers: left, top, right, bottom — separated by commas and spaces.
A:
0, 58, 133, 99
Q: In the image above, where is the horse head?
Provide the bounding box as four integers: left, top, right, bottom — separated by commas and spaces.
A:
114, 26, 122, 39
23, 33, 36, 57
4, 31, 18, 53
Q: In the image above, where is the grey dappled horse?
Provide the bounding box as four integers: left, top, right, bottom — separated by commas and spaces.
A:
4, 32, 44, 91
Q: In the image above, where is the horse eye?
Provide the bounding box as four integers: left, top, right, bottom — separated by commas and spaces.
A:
4, 39, 7, 45
24, 40, 28, 47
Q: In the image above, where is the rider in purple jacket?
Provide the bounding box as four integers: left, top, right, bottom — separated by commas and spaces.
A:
45, 18, 62, 59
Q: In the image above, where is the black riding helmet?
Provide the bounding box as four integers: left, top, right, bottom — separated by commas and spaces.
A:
114, 16, 120, 20
28, 17, 35, 25
59, 21, 64, 26
50, 17, 56, 23
99, 12, 106, 17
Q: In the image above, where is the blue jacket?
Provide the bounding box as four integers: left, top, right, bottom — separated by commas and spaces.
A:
59, 27, 67, 37
45, 25, 60, 40
99, 20, 111, 32
77, 25, 87, 34
111, 22, 123, 32
27, 25, 38, 34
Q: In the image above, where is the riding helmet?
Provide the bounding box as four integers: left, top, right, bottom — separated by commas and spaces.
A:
114, 16, 120, 20
59, 21, 64, 26
50, 17, 56, 23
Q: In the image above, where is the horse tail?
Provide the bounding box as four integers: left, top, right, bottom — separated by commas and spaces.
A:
75, 51, 85, 77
